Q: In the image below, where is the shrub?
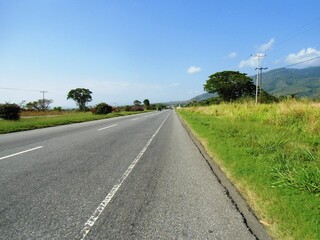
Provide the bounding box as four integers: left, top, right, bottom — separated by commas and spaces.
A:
53, 106, 63, 111
124, 105, 132, 111
112, 107, 121, 112
94, 102, 113, 114
0, 103, 21, 120
130, 106, 144, 111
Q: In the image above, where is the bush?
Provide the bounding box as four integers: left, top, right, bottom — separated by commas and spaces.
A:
112, 107, 121, 112
0, 103, 21, 120
53, 106, 63, 111
93, 103, 113, 114
124, 105, 132, 111
130, 106, 144, 111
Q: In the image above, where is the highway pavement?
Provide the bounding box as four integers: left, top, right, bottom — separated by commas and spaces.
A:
0, 110, 260, 239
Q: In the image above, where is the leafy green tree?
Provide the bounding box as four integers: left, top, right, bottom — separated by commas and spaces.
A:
67, 88, 92, 111
133, 100, 141, 106
204, 71, 255, 102
143, 99, 151, 109
260, 90, 278, 103
143, 99, 150, 107
26, 99, 53, 111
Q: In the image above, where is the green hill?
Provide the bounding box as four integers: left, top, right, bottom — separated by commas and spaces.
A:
190, 67, 320, 101
189, 92, 217, 101
258, 66, 320, 98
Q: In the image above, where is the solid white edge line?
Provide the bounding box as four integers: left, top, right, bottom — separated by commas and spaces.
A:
97, 124, 118, 131
0, 146, 43, 161
80, 113, 171, 240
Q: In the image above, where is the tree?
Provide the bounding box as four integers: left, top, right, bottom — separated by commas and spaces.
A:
67, 88, 92, 111
143, 99, 150, 109
204, 71, 255, 102
143, 99, 150, 107
26, 99, 53, 111
133, 100, 141, 106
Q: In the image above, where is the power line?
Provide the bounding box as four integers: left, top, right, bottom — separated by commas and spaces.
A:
0, 87, 43, 92
275, 17, 320, 48
281, 56, 320, 68
0, 87, 49, 102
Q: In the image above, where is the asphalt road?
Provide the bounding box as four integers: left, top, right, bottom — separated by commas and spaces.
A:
0, 110, 258, 239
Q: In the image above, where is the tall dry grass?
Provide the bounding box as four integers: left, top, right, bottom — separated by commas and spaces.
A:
186, 99, 320, 135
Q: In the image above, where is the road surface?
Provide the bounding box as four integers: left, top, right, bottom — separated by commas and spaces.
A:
0, 110, 260, 239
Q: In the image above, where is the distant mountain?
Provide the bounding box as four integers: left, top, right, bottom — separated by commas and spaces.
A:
189, 92, 217, 101
257, 66, 320, 98
188, 66, 320, 102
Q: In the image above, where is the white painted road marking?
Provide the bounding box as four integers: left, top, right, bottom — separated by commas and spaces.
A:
0, 146, 43, 161
131, 118, 138, 121
80, 113, 170, 240
97, 124, 118, 131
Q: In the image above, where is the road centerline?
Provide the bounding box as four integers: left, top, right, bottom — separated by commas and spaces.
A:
80, 113, 170, 240
0, 146, 43, 161
97, 124, 118, 131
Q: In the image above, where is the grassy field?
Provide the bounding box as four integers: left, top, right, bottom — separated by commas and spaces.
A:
177, 100, 320, 240
0, 111, 146, 134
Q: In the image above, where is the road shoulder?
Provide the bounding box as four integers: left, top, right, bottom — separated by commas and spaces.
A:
177, 112, 271, 240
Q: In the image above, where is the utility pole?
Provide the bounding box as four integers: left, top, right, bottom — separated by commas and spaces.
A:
255, 67, 268, 103
251, 54, 266, 104
40, 90, 48, 110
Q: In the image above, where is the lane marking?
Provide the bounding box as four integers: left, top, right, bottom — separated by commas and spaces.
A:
97, 124, 118, 131
80, 113, 170, 240
131, 118, 138, 121
0, 146, 43, 161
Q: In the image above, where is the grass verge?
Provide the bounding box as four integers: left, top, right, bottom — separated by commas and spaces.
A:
177, 100, 319, 240
0, 111, 147, 134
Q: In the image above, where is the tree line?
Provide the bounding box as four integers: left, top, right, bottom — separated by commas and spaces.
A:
0, 87, 155, 120
1, 70, 280, 120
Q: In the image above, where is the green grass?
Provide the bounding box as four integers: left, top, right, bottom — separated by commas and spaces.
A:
0, 111, 147, 134
177, 100, 320, 240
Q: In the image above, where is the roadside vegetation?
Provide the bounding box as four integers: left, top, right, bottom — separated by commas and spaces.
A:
0, 86, 163, 134
177, 99, 320, 239
0, 110, 150, 134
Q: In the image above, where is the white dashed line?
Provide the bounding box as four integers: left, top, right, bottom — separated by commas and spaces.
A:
131, 118, 138, 121
80, 113, 170, 240
97, 124, 118, 131
0, 146, 43, 161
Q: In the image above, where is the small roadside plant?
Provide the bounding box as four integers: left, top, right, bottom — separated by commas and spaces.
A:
0, 103, 21, 120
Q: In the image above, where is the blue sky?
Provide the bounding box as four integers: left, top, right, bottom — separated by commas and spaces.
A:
1, 0, 320, 107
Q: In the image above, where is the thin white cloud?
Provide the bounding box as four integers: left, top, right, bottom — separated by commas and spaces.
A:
228, 52, 237, 59
285, 48, 320, 67
239, 56, 256, 68
187, 66, 201, 74
239, 53, 267, 68
257, 38, 275, 52
239, 39, 274, 68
